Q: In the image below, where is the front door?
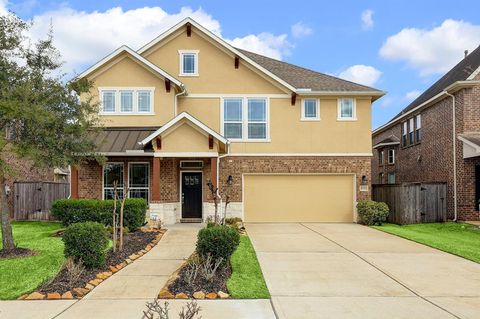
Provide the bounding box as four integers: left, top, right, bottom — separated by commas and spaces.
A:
181, 172, 202, 219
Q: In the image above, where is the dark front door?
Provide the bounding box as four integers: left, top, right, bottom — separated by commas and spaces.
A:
181, 172, 202, 218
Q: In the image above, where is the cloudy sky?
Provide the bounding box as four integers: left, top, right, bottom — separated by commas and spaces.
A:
2, 0, 480, 128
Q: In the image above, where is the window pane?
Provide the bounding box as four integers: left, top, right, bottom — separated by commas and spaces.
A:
248, 99, 266, 122
224, 99, 242, 121
102, 91, 115, 112
416, 114, 421, 129
183, 54, 196, 74
129, 189, 149, 200
388, 173, 396, 184
224, 123, 242, 139
248, 123, 266, 139
104, 163, 124, 188
120, 91, 133, 112
304, 99, 317, 118
104, 188, 124, 200
138, 91, 151, 112
340, 99, 353, 118
129, 164, 149, 187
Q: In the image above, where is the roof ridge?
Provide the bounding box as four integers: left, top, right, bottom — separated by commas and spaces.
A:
236, 47, 381, 92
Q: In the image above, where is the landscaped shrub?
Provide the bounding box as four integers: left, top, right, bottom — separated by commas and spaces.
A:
52, 198, 147, 230
196, 225, 240, 261
357, 200, 390, 226
63, 222, 109, 268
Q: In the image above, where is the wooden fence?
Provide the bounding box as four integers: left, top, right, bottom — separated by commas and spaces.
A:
372, 182, 447, 224
14, 182, 70, 220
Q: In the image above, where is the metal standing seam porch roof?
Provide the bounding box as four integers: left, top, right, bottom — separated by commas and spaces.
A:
93, 127, 159, 154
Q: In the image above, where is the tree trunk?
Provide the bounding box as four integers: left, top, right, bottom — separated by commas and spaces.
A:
0, 173, 15, 250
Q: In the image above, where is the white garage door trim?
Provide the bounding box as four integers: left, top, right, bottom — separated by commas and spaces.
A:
241, 173, 357, 222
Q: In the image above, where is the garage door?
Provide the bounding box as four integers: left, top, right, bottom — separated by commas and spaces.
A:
244, 175, 354, 222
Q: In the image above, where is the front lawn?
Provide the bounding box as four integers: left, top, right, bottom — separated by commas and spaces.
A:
373, 222, 480, 263
0, 221, 64, 299
227, 235, 270, 299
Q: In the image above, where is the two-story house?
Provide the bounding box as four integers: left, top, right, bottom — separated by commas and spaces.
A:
372, 46, 480, 221
72, 18, 383, 224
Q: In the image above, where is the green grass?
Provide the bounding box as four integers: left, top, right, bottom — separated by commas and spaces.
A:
0, 221, 64, 299
373, 222, 480, 263
227, 235, 270, 299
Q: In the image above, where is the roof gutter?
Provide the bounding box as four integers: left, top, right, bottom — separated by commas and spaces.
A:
296, 90, 386, 101
373, 81, 480, 136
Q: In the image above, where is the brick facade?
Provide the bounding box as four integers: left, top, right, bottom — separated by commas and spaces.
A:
372, 83, 480, 221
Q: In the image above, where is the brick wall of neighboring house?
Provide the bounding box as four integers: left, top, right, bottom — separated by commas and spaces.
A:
372, 86, 480, 221
218, 156, 371, 203
2, 151, 55, 217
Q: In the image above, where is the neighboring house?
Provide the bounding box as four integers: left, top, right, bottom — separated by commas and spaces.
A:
372, 46, 480, 221
72, 18, 384, 224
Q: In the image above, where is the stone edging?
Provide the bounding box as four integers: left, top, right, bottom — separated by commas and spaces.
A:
18, 228, 166, 301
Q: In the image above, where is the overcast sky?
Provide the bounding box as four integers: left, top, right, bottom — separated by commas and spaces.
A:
2, 0, 480, 128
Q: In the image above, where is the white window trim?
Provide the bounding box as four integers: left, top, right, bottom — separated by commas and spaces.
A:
99, 87, 155, 115
128, 162, 150, 202
388, 149, 395, 164
301, 98, 320, 121
179, 50, 199, 76
220, 97, 270, 142
102, 162, 124, 200
337, 98, 357, 121
379, 150, 384, 165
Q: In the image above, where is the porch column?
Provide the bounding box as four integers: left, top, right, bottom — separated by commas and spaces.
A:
211, 157, 218, 188
70, 166, 79, 199
152, 157, 161, 201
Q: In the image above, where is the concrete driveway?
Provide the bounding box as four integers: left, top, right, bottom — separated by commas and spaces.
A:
248, 223, 480, 319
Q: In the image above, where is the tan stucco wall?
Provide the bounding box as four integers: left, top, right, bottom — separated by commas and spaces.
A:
142, 28, 287, 94
158, 122, 219, 153
86, 53, 175, 127
243, 174, 355, 222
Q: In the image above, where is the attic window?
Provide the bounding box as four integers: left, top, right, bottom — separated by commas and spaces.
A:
179, 50, 199, 76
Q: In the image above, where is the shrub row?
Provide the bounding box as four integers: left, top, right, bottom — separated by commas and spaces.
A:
52, 198, 147, 230
357, 200, 389, 226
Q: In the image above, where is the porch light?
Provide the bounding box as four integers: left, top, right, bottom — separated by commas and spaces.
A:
361, 175, 368, 185
226, 175, 234, 186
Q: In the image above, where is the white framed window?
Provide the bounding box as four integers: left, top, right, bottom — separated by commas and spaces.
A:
221, 97, 269, 141
99, 88, 154, 115
128, 162, 149, 202
402, 122, 407, 147
337, 98, 356, 120
101, 90, 116, 113
301, 98, 320, 120
179, 50, 199, 76
388, 149, 395, 164
409, 118, 415, 144
103, 163, 124, 199
387, 172, 396, 184
415, 114, 422, 143
120, 90, 133, 112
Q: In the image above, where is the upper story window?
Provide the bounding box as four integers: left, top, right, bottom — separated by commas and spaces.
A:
408, 118, 415, 144
402, 122, 407, 147
388, 149, 395, 164
415, 114, 422, 143
179, 50, 199, 76
337, 98, 356, 120
301, 98, 320, 120
99, 88, 154, 115
379, 150, 384, 165
222, 97, 269, 141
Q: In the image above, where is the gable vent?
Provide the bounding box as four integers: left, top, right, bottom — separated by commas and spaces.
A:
180, 160, 204, 169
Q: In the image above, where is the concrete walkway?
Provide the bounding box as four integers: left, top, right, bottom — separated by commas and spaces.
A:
0, 223, 276, 319
247, 223, 480, 319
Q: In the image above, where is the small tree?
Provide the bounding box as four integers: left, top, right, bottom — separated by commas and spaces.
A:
0, 12, 102, 250
118, 184, 129, 251
207, 180, 220, 224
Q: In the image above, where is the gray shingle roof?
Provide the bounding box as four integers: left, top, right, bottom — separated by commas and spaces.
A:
237, 48, 383, 93
93, 127, 158, 153
390, 45, 480, 123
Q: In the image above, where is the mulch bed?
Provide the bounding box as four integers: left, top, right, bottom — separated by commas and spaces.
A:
168, 261, 232, 297
0, 247, 37, 260
39, 230, 159, 296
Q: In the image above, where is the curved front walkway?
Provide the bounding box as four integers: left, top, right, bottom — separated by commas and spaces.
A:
247, 223, 480, 319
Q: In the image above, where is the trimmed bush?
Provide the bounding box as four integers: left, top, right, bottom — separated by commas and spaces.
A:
196, 225, 240, 261
52, 198, 147, 230
63, 222, 109, 268
357, 200, 390, 226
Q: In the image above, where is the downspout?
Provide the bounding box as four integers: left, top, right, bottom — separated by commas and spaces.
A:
174, 84, 187, 116
445, 91, 458, 222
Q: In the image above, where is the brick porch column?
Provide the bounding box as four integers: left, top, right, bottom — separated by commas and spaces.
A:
211, 157, 218, 188
152, 157, 161, 201
70, 166, 79, 199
